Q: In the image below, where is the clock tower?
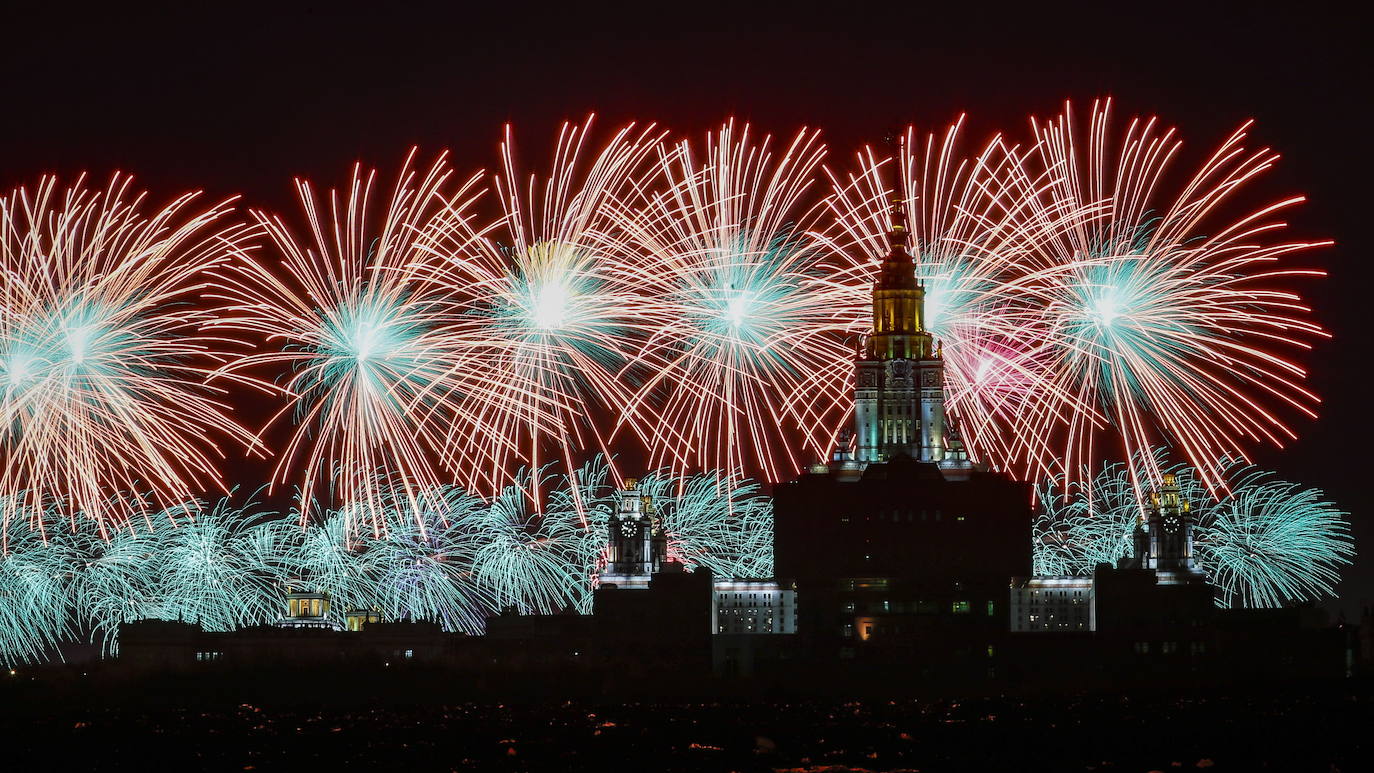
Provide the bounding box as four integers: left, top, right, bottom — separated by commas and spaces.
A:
1145, 473, 1197, 573
599, 479, 665, 590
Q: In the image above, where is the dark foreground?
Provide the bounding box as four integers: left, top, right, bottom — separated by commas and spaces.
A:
2, 678, 1368, 772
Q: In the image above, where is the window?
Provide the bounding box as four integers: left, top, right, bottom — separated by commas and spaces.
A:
951, 600, 971, 614
986, 601, 996, 616
403, 649, 415, 660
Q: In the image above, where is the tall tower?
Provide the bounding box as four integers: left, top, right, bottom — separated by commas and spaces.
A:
853, 139, 947, 464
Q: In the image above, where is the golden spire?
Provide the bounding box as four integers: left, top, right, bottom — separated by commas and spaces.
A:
865, 129, 930, 359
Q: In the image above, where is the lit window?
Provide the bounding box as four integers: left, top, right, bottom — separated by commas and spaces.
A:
986, 601, 995, 616
952, 601, 971, 614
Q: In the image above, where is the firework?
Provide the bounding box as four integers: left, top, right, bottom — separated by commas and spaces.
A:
211, 152, 506, 535
1194, 463, 1353, 608
637, 469, 774, 579
350, 483, 492, 634
1018, 100, 1329, 494
475, 460, 613, 615
1, 493, 296, 663
1035, 452, 1352, 608
0, 175, 261, 540
0, 501, 71, 665
141, 498, 291, 632
598, 121, 853, 482
56, 502, 166, 654
284, 502, 379, 622
1032, 455, 1150, 575
418, 117, 665, 506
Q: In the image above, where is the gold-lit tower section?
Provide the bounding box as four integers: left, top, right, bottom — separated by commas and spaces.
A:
865, 194, 933, 361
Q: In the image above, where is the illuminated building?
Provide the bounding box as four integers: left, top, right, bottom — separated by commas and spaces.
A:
346, 609, 383, 632
1009, 576, 1094, 632
1118, 472, 1207, 583
597, 480, 796, 637
277, 581, 341, 630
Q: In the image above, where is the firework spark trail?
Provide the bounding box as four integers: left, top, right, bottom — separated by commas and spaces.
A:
474, 460, 612, 615
0, 501, 72, 665
57, 499, 169, 654
352, 484, 492, 634
1033, 454, 1149, 575
211, 151, 524, 536
149, 498, 295, 632
1020, 100, 1329, 496
418, 117, 667, 511
0, 494, 298, 664
0, 175, 262, 542
599, 121, 853, 483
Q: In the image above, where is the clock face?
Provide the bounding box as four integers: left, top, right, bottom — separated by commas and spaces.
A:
618, 519, 638, 538
1164, 515, 1181, 534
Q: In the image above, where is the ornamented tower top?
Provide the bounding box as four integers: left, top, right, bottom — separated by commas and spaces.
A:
865, 178, 934, 362
599, 478, 665, 589
1146, 473, 1198, 574
1121, 472, 1206, 583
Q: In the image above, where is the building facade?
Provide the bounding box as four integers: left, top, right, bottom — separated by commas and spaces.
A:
1009, 576, 1095, 632
712, 580, 797, 634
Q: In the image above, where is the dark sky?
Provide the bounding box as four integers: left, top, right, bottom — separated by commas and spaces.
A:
2, 3, 1369, 611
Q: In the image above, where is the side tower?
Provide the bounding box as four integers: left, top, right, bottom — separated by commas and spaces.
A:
599, 478, 666, 589
853, 144, 946, 464
1146, 472, 1197, 573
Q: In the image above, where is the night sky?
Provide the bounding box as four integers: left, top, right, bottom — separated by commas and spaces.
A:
2, 4, 1369, 611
